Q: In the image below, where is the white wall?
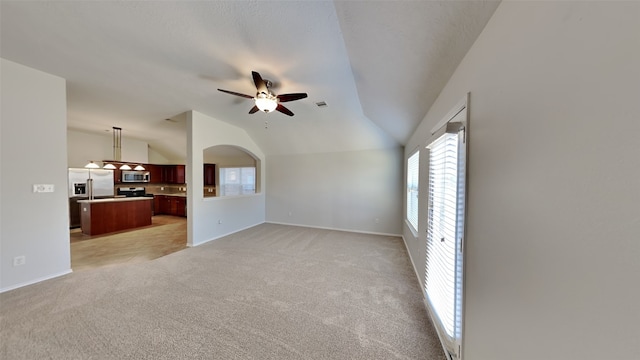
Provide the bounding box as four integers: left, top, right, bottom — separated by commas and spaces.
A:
1, 59, 71, 292
404, 2, 640, 359
148, 146, 171, 164
67, 129, 149, 168
266, 148, 403, 235
187, 111, 266, 246
204, 153, 255, 167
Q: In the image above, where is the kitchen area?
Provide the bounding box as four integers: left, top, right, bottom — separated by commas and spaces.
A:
67, 160, 208, 271
68, 163, 194, 234
65, 127, 222, 270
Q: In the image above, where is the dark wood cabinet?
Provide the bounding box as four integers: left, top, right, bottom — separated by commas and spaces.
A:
204, 163, 216, 186
148, 164, 163, 184
69, 198, 82, 228
154, 195, 186, 217
161, 166, 172, 183
174, 197, 186, 217
113, 168, 122, 184
174, 165, 185, 184
160, 164, 186, 184
154, 195, 162, 215
80, 198, 153, 235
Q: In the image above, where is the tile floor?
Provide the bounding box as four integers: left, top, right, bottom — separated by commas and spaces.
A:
70, 215, 187, 271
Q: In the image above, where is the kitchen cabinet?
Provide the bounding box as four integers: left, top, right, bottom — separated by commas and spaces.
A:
174, 197, 186, 217
154, 195, 186, 217
161, 165, 186, 184
204, 163, 216, 186
69, 198, 83, 228
113, 168, 122, 184
174, 165, 185, 184
148, 164, 163, 184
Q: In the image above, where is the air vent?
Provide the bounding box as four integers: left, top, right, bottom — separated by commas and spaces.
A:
315, 101, 328, 108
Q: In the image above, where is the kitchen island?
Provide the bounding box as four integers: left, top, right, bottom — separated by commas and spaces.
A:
78, 197, 153, 235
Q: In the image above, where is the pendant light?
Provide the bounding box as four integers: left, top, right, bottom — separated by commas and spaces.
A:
84, 161, 100, 169
107, 126, 132, 170
134, 164, 146, 171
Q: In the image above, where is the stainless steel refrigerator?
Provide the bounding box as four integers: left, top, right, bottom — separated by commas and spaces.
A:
68, 168, 114, 198
68, 168, 114, 228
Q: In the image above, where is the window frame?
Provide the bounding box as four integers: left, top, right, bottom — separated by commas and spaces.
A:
406, 149, 420, 233
218, 166, 256, 197
423, 94, 469, 360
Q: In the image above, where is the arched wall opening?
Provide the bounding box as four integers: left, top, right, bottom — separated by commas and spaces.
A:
203, 144, 262, 197
186, 111, 266, 247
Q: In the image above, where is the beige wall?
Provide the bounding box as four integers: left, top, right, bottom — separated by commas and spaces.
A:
67, 129, 149, 168
266, 148, 403, 235
1, 59, 71, 291
186, 111, 266, 247
404, 2, 640, 359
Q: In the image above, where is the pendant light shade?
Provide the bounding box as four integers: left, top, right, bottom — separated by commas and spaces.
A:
133, 165, 146, 171
84, 161, 100, 169
119, 164, 132, 170
103, 163, 117, 169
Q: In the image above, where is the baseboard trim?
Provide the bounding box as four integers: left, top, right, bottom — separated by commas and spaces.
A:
265, 221, 401, 237
190, 221, 266, 247
0, 269, 73, 294
401, 234, 424, 293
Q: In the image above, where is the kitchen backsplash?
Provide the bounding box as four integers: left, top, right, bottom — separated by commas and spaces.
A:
145, 184, 187, 195
115, 184, 216, 197
146, 184, 216, 197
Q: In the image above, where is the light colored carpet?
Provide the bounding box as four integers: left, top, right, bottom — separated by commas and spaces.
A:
1, 223, 445, 359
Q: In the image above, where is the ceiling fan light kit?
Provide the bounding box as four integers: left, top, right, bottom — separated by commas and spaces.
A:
218, 71, 308, 117
255, 92, 278, 113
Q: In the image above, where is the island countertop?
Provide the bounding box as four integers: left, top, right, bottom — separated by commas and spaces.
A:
150, 193, 186, 198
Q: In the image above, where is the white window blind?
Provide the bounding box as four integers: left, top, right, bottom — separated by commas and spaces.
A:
219, 167, 256, 196
407, 151, 420, 231
425, 132, 460, 338
424, 97, 467, 360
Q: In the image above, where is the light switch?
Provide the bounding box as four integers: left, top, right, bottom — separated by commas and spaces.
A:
33, 184, 55, 193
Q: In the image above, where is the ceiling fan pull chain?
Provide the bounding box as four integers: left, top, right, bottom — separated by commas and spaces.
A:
265, 120, 269, 129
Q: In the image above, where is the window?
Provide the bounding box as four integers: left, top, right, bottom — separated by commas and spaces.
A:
406, 151, 420, 231
424, 96, 467, 360
219, 167, 256, 196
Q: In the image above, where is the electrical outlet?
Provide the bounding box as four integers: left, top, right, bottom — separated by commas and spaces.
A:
288, 212, 292, 217
13, 256, 26, 266
375, 218, 380, 224
218, 219, 222, 224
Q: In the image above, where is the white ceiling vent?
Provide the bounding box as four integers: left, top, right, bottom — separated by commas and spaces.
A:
315, 101, 328, 108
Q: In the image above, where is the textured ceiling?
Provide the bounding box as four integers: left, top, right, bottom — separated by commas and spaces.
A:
0, 1, 499, 159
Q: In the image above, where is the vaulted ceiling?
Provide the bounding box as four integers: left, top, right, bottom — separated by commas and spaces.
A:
1, 1, 499, 159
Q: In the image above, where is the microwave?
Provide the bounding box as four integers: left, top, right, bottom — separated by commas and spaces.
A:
122, 171, 150, 183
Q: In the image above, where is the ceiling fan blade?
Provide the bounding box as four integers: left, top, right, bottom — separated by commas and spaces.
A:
248, 105, 259, 114
251, 71, 268, 94
276, 104, 294, 116
277, 93, 308, 103
218, 88, 254, 99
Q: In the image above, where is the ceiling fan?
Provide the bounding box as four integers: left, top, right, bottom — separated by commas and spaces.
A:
218, 71, 308, 116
